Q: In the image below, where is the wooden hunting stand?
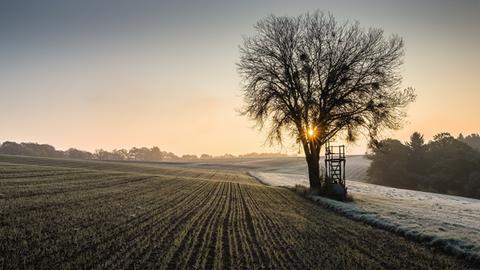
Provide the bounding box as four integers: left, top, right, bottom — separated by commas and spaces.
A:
324, 142, 346, 189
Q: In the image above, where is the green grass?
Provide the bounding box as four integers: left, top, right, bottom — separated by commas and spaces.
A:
0, 155, 475, 269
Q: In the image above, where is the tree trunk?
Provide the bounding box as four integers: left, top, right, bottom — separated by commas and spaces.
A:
305, 144, 322, 193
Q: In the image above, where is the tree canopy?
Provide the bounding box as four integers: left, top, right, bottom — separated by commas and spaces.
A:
367, 132, 480, 199
238, 11, 415, 190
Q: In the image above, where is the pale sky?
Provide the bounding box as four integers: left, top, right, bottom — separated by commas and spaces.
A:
0, 0, 479, 155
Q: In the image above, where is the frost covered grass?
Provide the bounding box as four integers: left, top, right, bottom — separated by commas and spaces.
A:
251, 171, 480, 263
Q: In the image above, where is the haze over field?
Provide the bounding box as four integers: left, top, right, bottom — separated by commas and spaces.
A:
154, 156, 371, 181
1, 0, 479, 155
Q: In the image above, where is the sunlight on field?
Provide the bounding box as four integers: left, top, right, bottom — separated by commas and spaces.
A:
0, 155, 473, 269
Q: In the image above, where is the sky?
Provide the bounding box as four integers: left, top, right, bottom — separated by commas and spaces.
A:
0, 0, 479, 156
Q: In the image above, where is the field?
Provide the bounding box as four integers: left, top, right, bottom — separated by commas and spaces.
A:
0, 155, 475, 269
253, 172, 480, 262
147, 155, 371, 181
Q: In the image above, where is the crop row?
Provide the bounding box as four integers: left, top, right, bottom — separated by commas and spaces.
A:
0, 156, 256, 185
0, 160, 474, 270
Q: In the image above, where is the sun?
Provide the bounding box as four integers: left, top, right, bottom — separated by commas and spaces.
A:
307, 127, 317, 139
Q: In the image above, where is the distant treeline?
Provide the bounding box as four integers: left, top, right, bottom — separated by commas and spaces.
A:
367, 132, 480, 199
458, 133, 480, 152
0, 141, 288, 161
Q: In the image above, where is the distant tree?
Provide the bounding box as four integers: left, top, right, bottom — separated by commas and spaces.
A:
0, 141, 63, 157
432, 132, 454, 143
128, 147, 141, 160
0, 141, 24, 155
367, 139, 411, 187
406, 132, 426, 176
147, 147, 164, 161
368, 132, 480, 199
200, 154, 213, 159
216, 154, 236, 159
110, 149, 128, 160
127, 147, 148, 160
24, 143, 62, 157
238, 11, 415, 191
65, 148, 93, 159
407, 132, 425, 154
94, 149, 109, 160
0, 141, 178, 161
116, 149, 130, 160
459, 133, 480, 152
162, 151, 179, 160
428, 132, 473, 162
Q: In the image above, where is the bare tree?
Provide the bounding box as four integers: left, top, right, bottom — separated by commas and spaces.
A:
238, 12, 415, 192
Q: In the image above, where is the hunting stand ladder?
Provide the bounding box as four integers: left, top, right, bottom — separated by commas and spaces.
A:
324, 142, 346, 187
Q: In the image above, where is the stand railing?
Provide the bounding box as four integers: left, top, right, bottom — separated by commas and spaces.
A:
324, 142, 346, 187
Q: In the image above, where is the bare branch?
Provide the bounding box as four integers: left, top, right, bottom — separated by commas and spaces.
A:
238, 11, 415, 154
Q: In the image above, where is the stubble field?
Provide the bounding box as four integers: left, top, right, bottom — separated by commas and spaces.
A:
0, 155, 475, 269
